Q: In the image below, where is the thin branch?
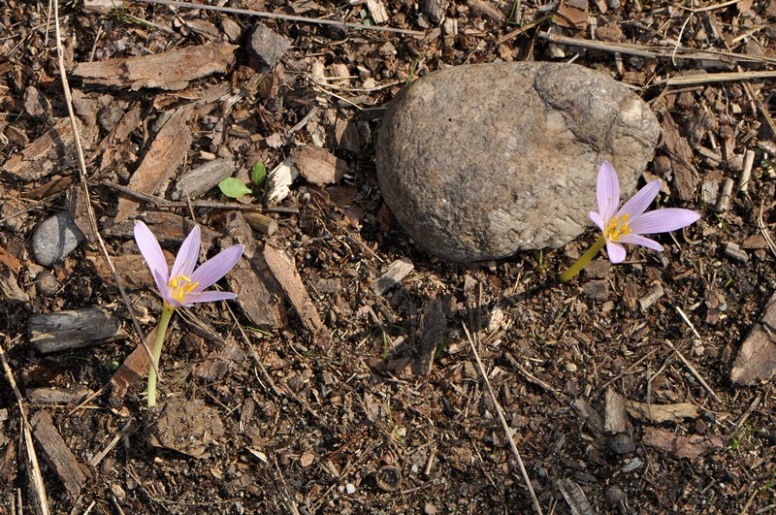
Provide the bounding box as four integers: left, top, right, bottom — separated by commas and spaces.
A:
462, 323, 544, 515
0, 334, 50, 515
652, 70, 776, 87
52, 0, 157, 375
132, 0, 425, 36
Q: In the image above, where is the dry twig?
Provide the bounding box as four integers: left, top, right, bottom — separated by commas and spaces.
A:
52, 0, 156, 375
132, 0, 425, 35
462, 324, 544, 515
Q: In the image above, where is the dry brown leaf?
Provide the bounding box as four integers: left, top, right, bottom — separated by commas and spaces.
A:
643, 427, 725, 460
625, 401, 699, 424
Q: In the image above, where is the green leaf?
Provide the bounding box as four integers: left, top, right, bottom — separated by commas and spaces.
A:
250, 162, 267, 186
218, 178, 253, 198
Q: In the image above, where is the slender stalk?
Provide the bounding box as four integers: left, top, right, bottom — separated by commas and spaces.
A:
147, 304, 175, 407
558, 236, 606, 283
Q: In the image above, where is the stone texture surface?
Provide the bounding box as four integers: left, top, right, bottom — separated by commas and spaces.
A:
248, 23, 291, 69
376, 62, 661, 262
31, 211, 85, 266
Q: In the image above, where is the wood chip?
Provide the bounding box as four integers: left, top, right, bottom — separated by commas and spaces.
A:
26, 387, 93, 405
642, 426, 725, 460
29, 307, 123, 354
115, 106, 193, 222
109, 328, 155, 405
373, 259, 414, 295
723, 242, 749, 263
731, 292, 776, 385
2, 117, 98, 182
86, 251, 175, 290
604, 388, 628, 433
659, 108, 699, 202
638, 282, 664, 311
73, 43, 238, 91
556, 478, 595, 515
31, 411, 88, 499
625, 401, 699, 424
292, 145, 348, 186
417, 297, 447, 376
263, 244, 324, 335
366, 0, 390, 23
174, 158, 235, 200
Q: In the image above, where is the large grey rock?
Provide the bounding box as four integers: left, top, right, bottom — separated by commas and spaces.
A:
32, 211, 85, 266
376, 62, 661, 262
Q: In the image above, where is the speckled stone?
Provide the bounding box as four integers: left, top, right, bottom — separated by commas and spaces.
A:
31, 211, 85, 266
376, 62, 661, 262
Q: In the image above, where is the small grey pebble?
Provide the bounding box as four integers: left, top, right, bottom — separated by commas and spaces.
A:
609, 433, 635, 455
35, 271, 60, 297
605, 484, 626, 505
32, 211, 85, 266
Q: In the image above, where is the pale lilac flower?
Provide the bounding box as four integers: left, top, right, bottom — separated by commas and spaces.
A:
590, 161, 700, 264
134, 220, 244, 308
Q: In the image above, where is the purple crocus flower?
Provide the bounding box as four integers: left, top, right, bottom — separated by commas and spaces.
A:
134, 220, 243, 308
589, 161, 700, 264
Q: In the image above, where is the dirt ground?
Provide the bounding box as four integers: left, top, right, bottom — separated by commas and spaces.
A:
1, 0, 775, 513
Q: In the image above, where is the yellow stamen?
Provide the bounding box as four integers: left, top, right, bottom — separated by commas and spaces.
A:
168, 274, 199, 302
604, 213, 632, 242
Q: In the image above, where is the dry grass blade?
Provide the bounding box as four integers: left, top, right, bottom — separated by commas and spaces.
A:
462, 324, 544, 515
132, 0, 425, 36
664, 339, 722, 404
53, 0, 158, 377
653, 70, 776, 87
0, 335, 50, 515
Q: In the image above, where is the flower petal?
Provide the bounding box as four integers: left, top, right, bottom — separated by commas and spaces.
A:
619, 233, 664, 252
597, 161, 620, 222
606, 241, 627, 263
190, 245, 244, 292
589, 211, 605, 232
170, 225, 201, 279
134, 221, 169, 293
183, 291, 238, 306
617, 179, 661, 219
628, 209, 700, 235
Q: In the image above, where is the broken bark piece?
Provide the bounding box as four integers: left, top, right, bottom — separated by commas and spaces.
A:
366, 0, 390, 23
556, 478, 595, 515
66, 185, 97, 243
194, 340, 245, 381
73, 43, 238, 91
29, 307, 123, 354
147, 398, 225, 458
227, 254, 286, 328
91, 101, 143, 173
26, 386, 93, 405
416, 297, 447, 375
292, 145, 348, 186
85, 250, 175, 290
31, 411, 88, 499
243, 211, 278, 236
2, 118, 98, 182
642, 427, 725, 460
109, 328, 155, 405
638, 282, 665, 311
604, 388, 628, 434
115, 106, 193, 222
625, 401, 699, 424
263, 244, 324, 334
731, 293, 776, 384
659, 108, 700, 202
0, 266, 29, 303
373, 259, 414, 295
248, 23, 291, 68
223, 212, 285, 328
174, 158, 235, 200
108, 211, 217, 251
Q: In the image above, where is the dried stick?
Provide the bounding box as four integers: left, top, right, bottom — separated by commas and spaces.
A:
0, 335, 50, 515
652, 70, 776, 87
462, 324, 544, 515
663, 339, 722, 404
132, 0, 425, 36
52, 0, 157, 375
536, 31, 776, 66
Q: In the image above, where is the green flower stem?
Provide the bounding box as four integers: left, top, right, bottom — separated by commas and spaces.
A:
559, 236, 607, 284
147, 304, 175, 407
